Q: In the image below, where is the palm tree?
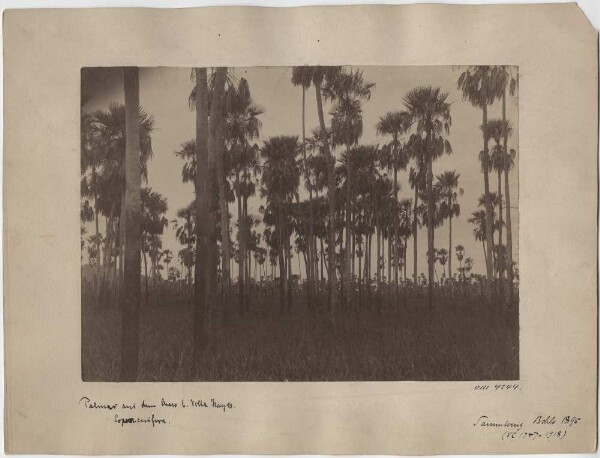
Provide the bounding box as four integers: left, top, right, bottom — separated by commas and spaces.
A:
191, 67, 211, 355
486, 118, 516, 306
468, 209, 491, 267
119, 67, 142, 382
147, 235, 163, 305
298, 66, 342, 325
404, 87, 452, 311
173, 204, 195, 287
87, 102, 154, 305
141, 187, 168, 306
499, 66, 518, 307
464, 257, 474, 285
261, 136, 301, 313
436, 171, 462, 282
455, 244, 465, 281
437, 248, 448, 281
224, 78, 264, 316
291, 67, 317, 308
406, 133, 427, 288
208, 68, 232, 326
457, 65, 505, 306
91, 102, 154, 282
377, 110, 411, 299
81, 114, 103, 304
398, 198, 413, 305
163, 249, 173, 286
326, 69, 374, 312
203, 67, 228, 338
174, 140, 196, 184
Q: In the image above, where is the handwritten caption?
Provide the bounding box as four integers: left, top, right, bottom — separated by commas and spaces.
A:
473, 414, 581, 441
79, 396, 235, 427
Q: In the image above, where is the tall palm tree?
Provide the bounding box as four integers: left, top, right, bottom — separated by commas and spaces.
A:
300, 66, 341, 325
499, 66, 518, 306
81, 114, 103, 303
261, 136, 301, 313
457, 65, 505, 306
192, 67, 210, 355
468, 210, 489, 267
205, 67, 228, 334
88, 102, 154, 304
291, 67, 317, 308
404, 86, 452, 311
486, 118, 515, 306
224, 78, 264, 316
119, 67, 142, 382
398, 197, 413, 306
436, 171, 462, 281
406, 133, 427, 288
377, 110, 411, 299
327, 69, 374, 312
173, 204, 195, 287
174, 139, 196, 184
141, 187, 168, 306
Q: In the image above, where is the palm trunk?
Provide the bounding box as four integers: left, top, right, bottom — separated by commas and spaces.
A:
393, 165, 399, 300
366, 233, 372, 304
315, 82, 336, 325
345, 147, 352, 310
320, 238, 325, 283
482, 240, 487, 266
403, 236, 408, 307
193, 67, 210, 356
152, 259, 158, 306
217, 177, 232, 320
119, 67, 142, 382
301, 85, 315, 310
503, 83, 514, 307
376, 225, 381, 315
204, 67, 225, 330
243, 190, 249, 313
100, 210, 113, 304
285, 238, 294, 309
358, 243, 363, 309
236, 171, 244, 317
426, 149, 434, 312
93, 193, 101, 307
497, 168, 505, 306
351, 210, 356, 289
448, 200, 453, 280
286, 220, 293, 309
482, 101, 495, 306
143, 243, 149, 306
413, 182, 419, 286
387, 234, 393, 305
119, 189, 126, 299
448, 203, 454, 304
278, 202, 286, 313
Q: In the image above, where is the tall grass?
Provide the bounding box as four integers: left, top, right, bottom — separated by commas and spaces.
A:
82, 286, 519, 382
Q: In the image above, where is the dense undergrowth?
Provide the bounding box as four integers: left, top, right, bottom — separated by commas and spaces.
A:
82, 284, 519, 382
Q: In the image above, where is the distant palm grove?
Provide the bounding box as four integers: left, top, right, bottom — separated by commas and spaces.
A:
81, 65, 519, 381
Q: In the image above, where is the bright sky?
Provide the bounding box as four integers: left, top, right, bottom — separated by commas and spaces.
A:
82, 66, 519, 278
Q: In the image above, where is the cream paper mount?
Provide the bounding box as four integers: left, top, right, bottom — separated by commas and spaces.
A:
3, 4, 598, 455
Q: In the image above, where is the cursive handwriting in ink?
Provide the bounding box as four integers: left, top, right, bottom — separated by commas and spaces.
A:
114, 413, 167, 427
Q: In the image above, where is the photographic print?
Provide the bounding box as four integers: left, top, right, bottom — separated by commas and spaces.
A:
80, 65, 519, 382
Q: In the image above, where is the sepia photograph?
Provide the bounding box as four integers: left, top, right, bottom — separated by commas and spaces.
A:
80, 65, 519, 382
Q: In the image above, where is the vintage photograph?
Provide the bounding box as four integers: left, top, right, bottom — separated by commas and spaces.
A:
81, 65, 519, 382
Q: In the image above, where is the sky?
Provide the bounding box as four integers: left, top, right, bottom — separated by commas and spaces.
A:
81, 65, 519, 278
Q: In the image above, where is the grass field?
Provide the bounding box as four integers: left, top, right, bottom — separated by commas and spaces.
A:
82, 286, 519, 382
